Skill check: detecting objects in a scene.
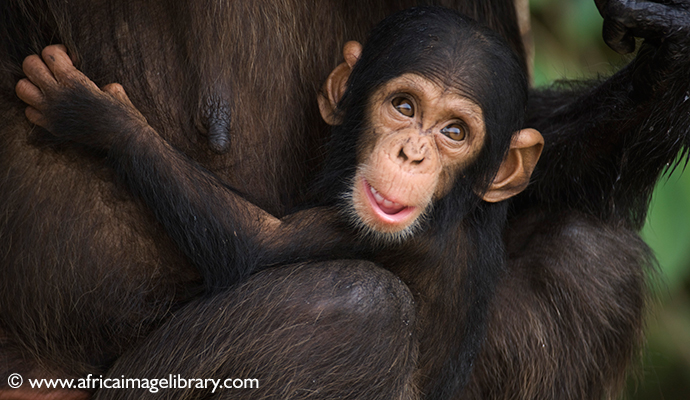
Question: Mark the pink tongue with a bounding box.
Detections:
[378,200,405,215]
[372,197,415,224]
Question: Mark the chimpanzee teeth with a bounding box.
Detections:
[370,185,383,203]
[369,184,401,207]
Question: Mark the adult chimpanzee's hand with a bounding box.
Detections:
[16,44,148,151]
[594,0,690,54]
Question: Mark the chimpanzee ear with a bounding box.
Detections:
[481,128,544,203]
[318,41,362,125]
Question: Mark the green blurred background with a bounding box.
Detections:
[529,0,690,398]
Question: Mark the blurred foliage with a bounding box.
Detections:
[529,1,690,399]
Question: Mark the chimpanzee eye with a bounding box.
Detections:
[441,123,466,141]
[392,97,414,117]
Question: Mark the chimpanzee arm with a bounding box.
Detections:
[16,45,354,292]
[105,121,354,291]
[523,0,690,229]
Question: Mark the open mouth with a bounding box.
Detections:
[362,178,416,224]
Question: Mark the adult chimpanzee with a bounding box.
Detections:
[2,0,690,399]
[15,7,543,399]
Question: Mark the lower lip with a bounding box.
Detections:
[362,179,416,224]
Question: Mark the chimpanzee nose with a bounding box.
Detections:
[398,137,426,163]
[395,136,433,172]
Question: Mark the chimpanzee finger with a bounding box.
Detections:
[602,19,636,54]
[25,106,48,128]
[41,45,79,84]
[607,0,690,40]
[102,83,150,127]
[103,83,134,106]
[15,78,46,109]
[22,54,58,93]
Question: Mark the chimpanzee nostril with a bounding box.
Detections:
[398,148,408,161]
